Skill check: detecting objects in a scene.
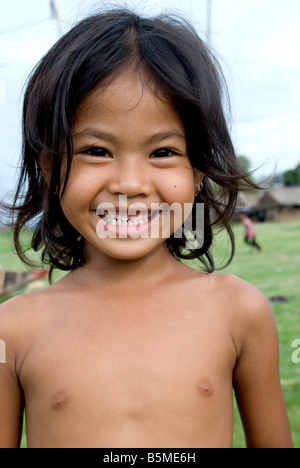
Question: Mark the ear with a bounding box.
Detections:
[193,168,205,185]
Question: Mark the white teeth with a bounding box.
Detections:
[101,213,151,226]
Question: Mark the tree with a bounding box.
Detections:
[283,162,300,186]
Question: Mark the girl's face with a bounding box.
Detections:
[61,69,202,264]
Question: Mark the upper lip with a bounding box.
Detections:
[95,205,158,218]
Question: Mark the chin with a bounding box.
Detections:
[105,239,163,261]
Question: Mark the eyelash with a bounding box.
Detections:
[81,147,179,158]
[82,147,111,157]
[150,148,179,158]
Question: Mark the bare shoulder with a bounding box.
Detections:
[0,294,32,333]
[0,293,41,347]
[179,265,272,318]
[207,273,273,317]
[0,279,69,373]
[210,273,277,354]
[189,272,276,355]
[0,294,36,374]
[0,278,63,345]
[0,270,72,317]
[0,287,50,321]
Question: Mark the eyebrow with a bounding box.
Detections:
[146,131,186,144]
[72,129,116,143]
[72,128,186,144]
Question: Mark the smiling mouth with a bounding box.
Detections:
[93,208,162,238]
[96,210,159,227]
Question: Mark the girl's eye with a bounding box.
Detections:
[150,148,178,158]
[82,147,112,158]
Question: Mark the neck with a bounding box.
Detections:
[72,243,179,291]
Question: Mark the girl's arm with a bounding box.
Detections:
[0,302,24,448]
[233,286,293,448]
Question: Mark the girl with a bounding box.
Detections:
[0,9,292,448]
[240,212,263,251]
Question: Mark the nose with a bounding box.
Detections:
[107,156,152,198]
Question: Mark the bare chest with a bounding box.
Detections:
[20,294,236,447]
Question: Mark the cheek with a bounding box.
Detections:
[61,164,96,204]
[60,172,91,224]
[61,179,80,214]
[163,171,195,205]
[159,171,195,235]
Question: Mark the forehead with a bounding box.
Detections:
[73,69,185,133]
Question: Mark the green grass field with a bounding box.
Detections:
[1,219,300,448]
[213,219,300,448]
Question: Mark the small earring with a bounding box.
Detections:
[195,182,204,196]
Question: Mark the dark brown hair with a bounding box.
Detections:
[8,8,258,278]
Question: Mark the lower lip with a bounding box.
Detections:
[94,211,161,238]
